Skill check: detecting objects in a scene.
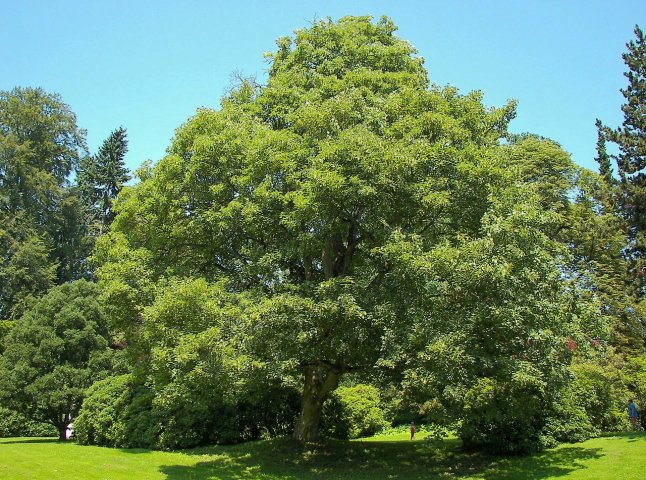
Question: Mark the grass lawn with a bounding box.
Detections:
[1,431,645,479]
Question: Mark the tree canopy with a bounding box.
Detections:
[0,87,86,222]
[599,26,646,287]
[0,16,641,455]
[0,280,114,440]
[94,16,598,449]
[0,87,88,319]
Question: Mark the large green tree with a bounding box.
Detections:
[0,87,88,317]
[96,16,586,447]
[0,87,86,223]
[0,280,114,441]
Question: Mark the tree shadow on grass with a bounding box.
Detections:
[0,438,59,444]
[600,431,646,443]
[158,437,605,480]
[475,446,604,480]
[117,447,157,454]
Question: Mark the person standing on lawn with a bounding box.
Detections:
[410,422,416,440]
[628,399,640,431]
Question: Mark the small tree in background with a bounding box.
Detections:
[0,280,114,440]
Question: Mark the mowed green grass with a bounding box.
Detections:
[1,432,645,480]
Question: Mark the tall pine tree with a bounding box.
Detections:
[600,26,646,289]
[597,25,646,353]
[78,127,130,234]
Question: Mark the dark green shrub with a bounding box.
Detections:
[459,353,637,453]
[153,381,300,449]
[120,385,158,447]
[460,376,549,454]
[0,406,56,437]
[76,373,300,449]
[237,384,301,440]
[624,355,646,430]
[541,388,595,445]
[545,356,632,444]
[75,374,157,448]
[539,359,628,446]
[75,374,158,448]
[74,374,129,446]
[322,384,389,439]
[321,393,351,439]
[569,361,627,434]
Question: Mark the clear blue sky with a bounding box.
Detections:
[2,1,644,173]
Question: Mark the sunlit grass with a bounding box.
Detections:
[1,431,645,479]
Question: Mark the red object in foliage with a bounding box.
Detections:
[565,337,577,352]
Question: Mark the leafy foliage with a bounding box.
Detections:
[624,354,646,429]
[93,16,594,451]
[0,87,86,219]
[75,374,158,448]
[569,358,628,433]
[76,370,301,449]
[322,384,389,439]
[0,280,114,440]
[0,211,56,320]
[0,406,56,438]
[0,87,90,318]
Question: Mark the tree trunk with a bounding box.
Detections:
[292,364,340,442]
[57,423,68,442]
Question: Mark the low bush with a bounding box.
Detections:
[569,361,627,433]
[74,374,157,448]
[0,407,56,437]
[76,373,300,449]
[322,384,390,439]
[460,374,553,454]
[624,355,646,430]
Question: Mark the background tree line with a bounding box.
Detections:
[0,17,644,453]
[0,87,129,439]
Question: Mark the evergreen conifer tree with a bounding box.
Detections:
[78,127,130,234]
[599,26,646,294]
[595,119,615,189]
[596,25,646,353]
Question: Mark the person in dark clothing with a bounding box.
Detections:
[628,399,640,431]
